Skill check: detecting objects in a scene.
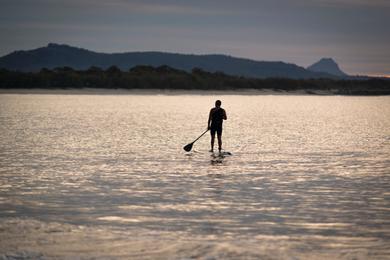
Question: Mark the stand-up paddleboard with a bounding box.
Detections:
[210,151,232,157]
[210,151,232,164]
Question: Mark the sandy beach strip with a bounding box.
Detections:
[0,88,332,95]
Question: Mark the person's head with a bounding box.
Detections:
[215,100,222,107]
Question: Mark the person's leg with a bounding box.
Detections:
[210,129,216,152]
[217,134,222,152]
[217,128,222,152]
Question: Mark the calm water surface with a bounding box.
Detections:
[0,93,389,259]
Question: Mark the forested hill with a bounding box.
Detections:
[0,43,336,79]
[0,65,389,95]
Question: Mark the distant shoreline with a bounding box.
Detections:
[0,88,340,96]
[1,66,389,95]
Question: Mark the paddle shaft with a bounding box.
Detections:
[192,129,209,144]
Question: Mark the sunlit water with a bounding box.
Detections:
[0,92,389,259]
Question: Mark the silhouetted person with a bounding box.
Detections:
[208,100,227,153]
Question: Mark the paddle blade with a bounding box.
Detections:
[183,142,193,152]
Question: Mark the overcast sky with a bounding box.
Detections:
[0,0,389,75]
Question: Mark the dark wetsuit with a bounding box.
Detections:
[210,108,225,136]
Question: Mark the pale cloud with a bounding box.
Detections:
[299,0,390,8]
[101,1,235,15]
[12,0,236,16]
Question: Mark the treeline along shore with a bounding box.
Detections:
[0,65,389,95]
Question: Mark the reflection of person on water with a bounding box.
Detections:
[208,100,227,153]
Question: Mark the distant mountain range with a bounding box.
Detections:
[0,43,348,79]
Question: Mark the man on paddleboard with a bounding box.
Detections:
[208,100,227,153]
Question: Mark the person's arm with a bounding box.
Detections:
[208,109,213,129]
[223,109,227,120]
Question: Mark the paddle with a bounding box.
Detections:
[183,129,209,152]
